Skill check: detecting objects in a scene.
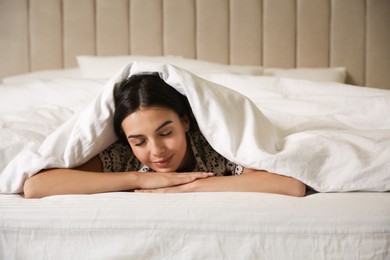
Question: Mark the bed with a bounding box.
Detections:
[1,0,390,259]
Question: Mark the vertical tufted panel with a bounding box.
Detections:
[1,0,390,89]
[297,0,330,68]
[230,0,262,65]
[63,0,96,67]
[366,0,390,89]
[330,0,365,86]
[29,0,63,70]
[263,0,296,68]
[196,0,229,64]
[96,0,129,56]
[163,0,196,58]
[0,0,29,76]
[130,0,163,55]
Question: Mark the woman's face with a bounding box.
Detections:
[121,106,190,172]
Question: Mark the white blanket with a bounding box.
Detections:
[1,62,390,193]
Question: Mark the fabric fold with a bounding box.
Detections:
[1,61,390,193]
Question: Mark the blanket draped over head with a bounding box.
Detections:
[1,61,390,193]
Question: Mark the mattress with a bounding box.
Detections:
[1,192,389,259]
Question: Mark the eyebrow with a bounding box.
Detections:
[127,120,173,139]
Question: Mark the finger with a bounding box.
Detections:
[170,173,211,186]
[177,172,213,178]
[171,175,197,185]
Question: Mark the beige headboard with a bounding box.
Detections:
[1,0,389,89]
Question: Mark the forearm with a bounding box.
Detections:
[191,171,306,197]
[23,168,212,198]
[23,169,139,198]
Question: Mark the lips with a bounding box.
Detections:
[153,154,173,167]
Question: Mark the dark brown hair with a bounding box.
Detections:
[113,73,197,143]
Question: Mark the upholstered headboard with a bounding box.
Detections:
[0,0,389,89]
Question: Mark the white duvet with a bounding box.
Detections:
[1,61,390,193]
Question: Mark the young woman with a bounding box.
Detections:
[23,73,306,198]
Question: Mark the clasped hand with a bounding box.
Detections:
[134,171,212,193]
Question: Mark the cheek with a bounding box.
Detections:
[168,133,188,153]
[128,144,149,163]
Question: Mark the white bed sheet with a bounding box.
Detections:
[0,77,105,114]
[1,192,389,259]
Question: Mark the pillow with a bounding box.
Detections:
[2,68,82,84]
[166,59,263,76]
[77,55,184,79]
[263,67,347,83]
[77,55,263,79]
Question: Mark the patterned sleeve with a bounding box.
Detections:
[189,130,244,176]
[225,159,244,175]
[98,141,140,172]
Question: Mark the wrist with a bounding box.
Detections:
[188,177,210,192]
[122,172,141,190]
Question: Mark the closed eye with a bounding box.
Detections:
[160,131,172,137]
[133,139,145,146]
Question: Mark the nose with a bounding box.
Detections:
[150,139,166,156]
